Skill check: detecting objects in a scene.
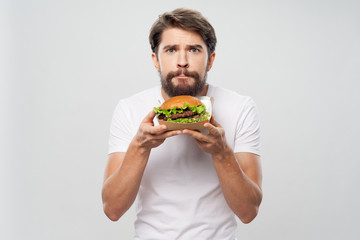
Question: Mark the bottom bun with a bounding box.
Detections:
[158,119,209,130]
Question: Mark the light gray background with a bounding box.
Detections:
[1,0,360,239]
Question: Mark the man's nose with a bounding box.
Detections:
[177,52,189,68]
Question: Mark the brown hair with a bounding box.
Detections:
[149,8,217,57]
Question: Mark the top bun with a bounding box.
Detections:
[161,95,202,109]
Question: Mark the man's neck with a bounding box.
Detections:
[161,84,209,101]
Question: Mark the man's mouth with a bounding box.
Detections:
[176,73,190,79]
[166,69,200,84]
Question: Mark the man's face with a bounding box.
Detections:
[152,28,215,97]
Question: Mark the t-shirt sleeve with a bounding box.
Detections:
[108,100,133,154]
[233,97,261,155]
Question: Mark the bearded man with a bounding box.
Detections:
[102,8,263,240]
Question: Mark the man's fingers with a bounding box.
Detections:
[183,129,209,142]
[147,130,182,142]
[204,122,220,136]
[162,130,182,138]
[142,110,156,123]
[203,115,223,136]
[210,115,222,127]
[145,124,167,135]
[141,110,169,134]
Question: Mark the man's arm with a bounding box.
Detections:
[182,116,262,223]
[102,111,181,221]
[212,150,262,223]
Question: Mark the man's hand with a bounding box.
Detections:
[134,110,181,150]
[182,115,230,157]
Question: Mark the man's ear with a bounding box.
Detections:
[152,52,160,72]
[206,52,216,72]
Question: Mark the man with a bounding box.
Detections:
[102,8,262,239]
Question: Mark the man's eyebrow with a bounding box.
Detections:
[162,44,204,50]
[189,44,204,49]
[163,44,177,50]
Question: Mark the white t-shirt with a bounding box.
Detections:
[108,84,261,240]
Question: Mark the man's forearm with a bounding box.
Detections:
[102,140,150,221]
[212,147,263,223]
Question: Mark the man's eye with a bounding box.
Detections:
[190,48,199,53]
[167,49,175,53]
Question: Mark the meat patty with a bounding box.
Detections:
[158,110,196,121]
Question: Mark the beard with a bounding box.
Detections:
[160,68,207,97]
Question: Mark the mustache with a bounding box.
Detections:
[166,69,199,81]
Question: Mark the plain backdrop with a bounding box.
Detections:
[1,0,360,239]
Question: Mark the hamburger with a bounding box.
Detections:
[154,95,210,127]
